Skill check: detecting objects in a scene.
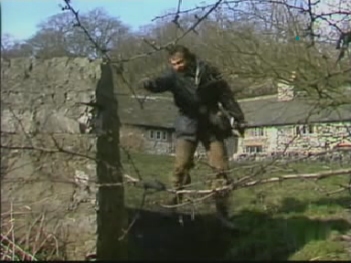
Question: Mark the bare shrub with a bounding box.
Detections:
[120,125,145,152]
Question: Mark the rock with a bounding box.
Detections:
[1,57,112,260]
[35,110,82,134]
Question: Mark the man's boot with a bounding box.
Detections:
[162,174,191,216]
[212,177,237,229]
[214,192,238,229]
[214,190,230,217]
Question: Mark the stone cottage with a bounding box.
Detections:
[118,82,351,159]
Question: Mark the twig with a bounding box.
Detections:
[1,234,38,261]
[61,0,222,110]
[118,190,146,241]
[32,214,45,256]
[61,0,144,109]
[25,214,44,256]
[10,202,15,260]
[170,168,351,195]
[117,0,223,61]
[161,192,215,209]
[173,0,223,45]
[325,184,351,196]
[120,146,143,181]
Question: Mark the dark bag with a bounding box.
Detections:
[208,111,233,137]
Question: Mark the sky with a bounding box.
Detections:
[1,0,347,42]
[2,0,209,41]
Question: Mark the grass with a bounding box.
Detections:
[121,152,351,261]
[0,209,65,261]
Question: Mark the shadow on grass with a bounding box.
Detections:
[226,210,350,260]
[127,208,233,260]
[277,196,350,214]
[127,202,350,260]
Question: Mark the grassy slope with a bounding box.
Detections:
[121,152,351,261]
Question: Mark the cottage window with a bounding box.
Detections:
[149,129,168,141]
[162,131,168,140]
[249,127,265,137]
[245,146,263,153]
[296,125,314,135]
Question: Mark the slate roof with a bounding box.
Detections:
[117,94,351,129]
[118,95,176,128]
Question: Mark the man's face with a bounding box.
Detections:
[169,52,187,72]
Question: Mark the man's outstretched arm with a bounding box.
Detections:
[141,70,175,93]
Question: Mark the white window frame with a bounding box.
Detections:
[149,129,168,141]
[296,125,315,135]
[248,127,265,137]
[245,145,263,153]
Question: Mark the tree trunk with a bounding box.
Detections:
[95,62,128,260]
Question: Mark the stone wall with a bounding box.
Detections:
[143,128,174,155]
[235,122,351,159]
[275,123,351,152]
[1,57,121,260]
[120,125,175,155]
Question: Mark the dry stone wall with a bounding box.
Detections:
[1,57,119,260]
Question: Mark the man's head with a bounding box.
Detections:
[168,45,195,72]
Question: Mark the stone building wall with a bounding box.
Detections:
[236,122,351,157]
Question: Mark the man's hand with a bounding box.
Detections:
[138,77,154,91]
[236,121,247,137]
[230,118,247,137]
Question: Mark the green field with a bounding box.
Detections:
[121,152,351,261]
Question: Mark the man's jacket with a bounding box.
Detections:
[144,59,245,141]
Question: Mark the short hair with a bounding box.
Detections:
[168,44,194,60]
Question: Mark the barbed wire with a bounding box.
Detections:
[1,128,350,246]
[60,0,223,110]
[1,1,350,253]
[1,138,350,197]
[57,0,228,232]
[64,0,350,234]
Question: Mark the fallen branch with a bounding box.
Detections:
[160,193,215,209]
[170,168,351,195]
[242,168,351,187]
[325,184,351,196]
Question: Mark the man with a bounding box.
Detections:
[140,45,246,221]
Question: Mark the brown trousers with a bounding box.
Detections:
[171,138,231,211]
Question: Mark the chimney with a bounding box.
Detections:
[277,71,296,102]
